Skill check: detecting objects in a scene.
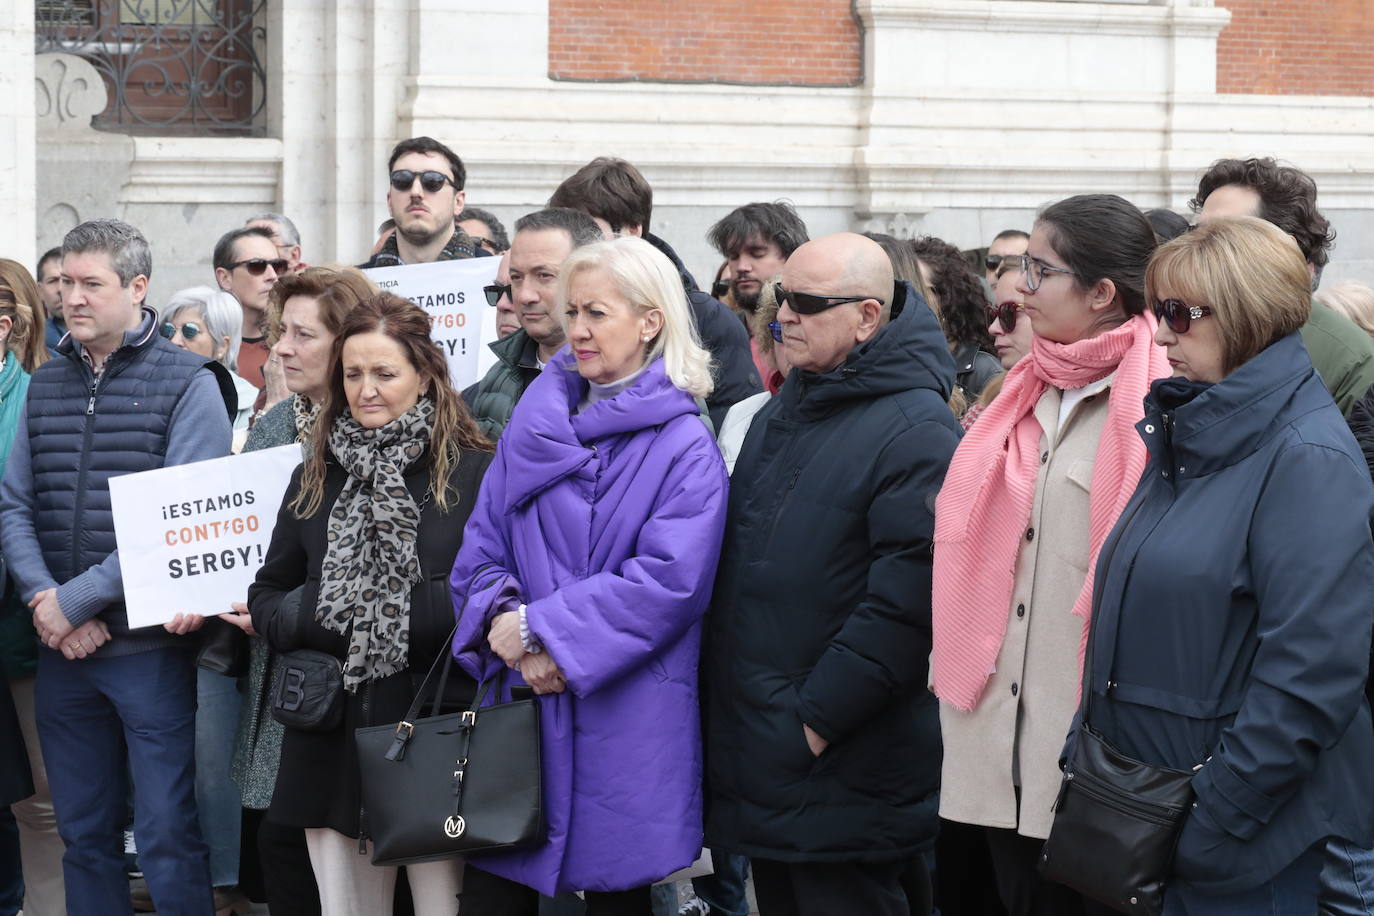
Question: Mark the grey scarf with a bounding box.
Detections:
[315,398,433,691]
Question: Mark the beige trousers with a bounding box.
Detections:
[304,827,463,916]
[9,675,66,916]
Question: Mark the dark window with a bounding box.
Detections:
[36,0,267,136]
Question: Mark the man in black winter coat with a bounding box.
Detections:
[548,157,760,429]
[704,233,961,916]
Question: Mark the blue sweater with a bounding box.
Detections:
[0,311,231,657]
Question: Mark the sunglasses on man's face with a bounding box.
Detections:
[1152,298,1214,334]
[773,282,882,316]
[768,321,783,343]
[390,169,457,194]
[483,283,512,307]
[228,258,288,276]
[986,301,1026,335]
[160,321,204,341]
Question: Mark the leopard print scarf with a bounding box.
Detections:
[315,397,433,691]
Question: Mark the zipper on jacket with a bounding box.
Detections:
[762,466,803,556]
[70,371,103,579]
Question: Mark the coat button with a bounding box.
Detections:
[1144,424,1155,434]
[1011,682,1019,697]
[1016,603,1025,618]
[1025,527,1035,542]
[1040,451,1048,464]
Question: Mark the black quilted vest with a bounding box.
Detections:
[25,310,210,633]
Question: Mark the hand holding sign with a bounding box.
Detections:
[112,445,302,629]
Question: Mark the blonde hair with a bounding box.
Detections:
[557,237,714,399]
[0,259,50,373]
[1146,216,1310,374]
[1316,281,1374,340]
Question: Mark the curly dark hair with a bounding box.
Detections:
[909,236,992,351]
[1189,157,1333,270]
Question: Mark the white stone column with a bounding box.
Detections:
[0,4,36,267]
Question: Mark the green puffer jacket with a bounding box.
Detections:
[1301,301,1374,417]
[470,329,541,440]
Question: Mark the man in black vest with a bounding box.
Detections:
[0,220,231,915]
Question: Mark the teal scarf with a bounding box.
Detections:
[0,353,31,473]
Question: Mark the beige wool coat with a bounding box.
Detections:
[938,382,1112,839]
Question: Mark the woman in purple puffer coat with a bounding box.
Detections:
[450,236,729,915]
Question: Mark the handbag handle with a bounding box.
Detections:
[383,624,506,762]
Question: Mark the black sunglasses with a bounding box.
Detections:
[390,169,458,194]
[160,321,204,341]
[711,279,731,300]
[1152,298,1214,333]
[773,282,883,316]
[483,283,512,307]
[228,258,287,276]
[985,300,1026,335]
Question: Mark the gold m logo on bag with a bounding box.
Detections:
[444,815,466,838]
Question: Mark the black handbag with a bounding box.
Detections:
[269,648,345,732]
[1039,504,1200,915]
[197,617,250,678]
[354,636,544,866]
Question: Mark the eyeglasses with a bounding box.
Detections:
[1018,254,1076,292]
[768,321,783,343]
[773,282,883,316]
[227,258,287,276]
[1152,298,1214,333]
[986,301,1026,334]
[390,169,458,194]
[160,321,204,341]
[483,283,512,307]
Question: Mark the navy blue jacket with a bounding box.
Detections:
[705,282,961,862]
[1085,332,1374,893]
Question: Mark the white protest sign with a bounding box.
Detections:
[362,258,501,389]
[111,445,302,628]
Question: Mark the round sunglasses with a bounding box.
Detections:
[1152,298,1214,333]
[986,300,1026,334]
[390,169,458,194]
[160,321,204,341]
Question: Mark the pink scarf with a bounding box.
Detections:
[931,313,1168,712]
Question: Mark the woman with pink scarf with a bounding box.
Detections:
[931,195,1169,916]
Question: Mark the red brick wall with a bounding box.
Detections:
[1217,0,1374,96]
[547,0,862,86]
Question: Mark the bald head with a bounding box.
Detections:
[785,233,895,322]
[778,233,895,374]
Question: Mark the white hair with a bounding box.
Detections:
[557,237,714,399]
[160,286,244,372]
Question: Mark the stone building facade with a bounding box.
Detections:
[2,0,1372,300]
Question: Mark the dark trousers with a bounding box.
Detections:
[240,807,321,915]
[984,827,1115,916]
[0,808,21,916]
[751,857,909,916]
[461,864,652,915]
[934,819,1006,916]
[693,851,751,916]
[36,646,213,916]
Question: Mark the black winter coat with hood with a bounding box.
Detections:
[704,281,962,863]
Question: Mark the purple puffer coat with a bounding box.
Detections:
[450,352,729,895]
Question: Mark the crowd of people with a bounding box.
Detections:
[2,137,1374,916]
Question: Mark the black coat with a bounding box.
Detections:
[1085,333,1374,894]
[645,233,761,429]
[0,673,32,807]
[704,282,962,863]
[249,446,492,836]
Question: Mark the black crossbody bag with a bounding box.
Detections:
[1038,501,1199,915]
[354,629,544,866]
